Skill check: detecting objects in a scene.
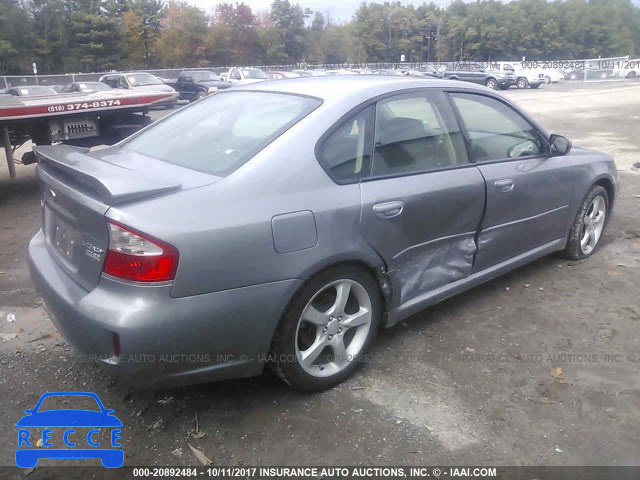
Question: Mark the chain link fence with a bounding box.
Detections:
[2,58,638,90]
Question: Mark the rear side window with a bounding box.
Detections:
[122,92,320,176]
[316,106,373,183]
[371,92,468,177]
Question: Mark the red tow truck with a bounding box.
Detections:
[0,89,179,179]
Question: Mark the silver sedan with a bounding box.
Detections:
[29,76,617,391]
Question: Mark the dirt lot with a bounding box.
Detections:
[1,81,639,471]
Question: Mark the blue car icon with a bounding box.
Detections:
[16,391,123,468]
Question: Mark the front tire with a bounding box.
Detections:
[517,77,529,89]
[269,265,382,392]
[563,186,609,260]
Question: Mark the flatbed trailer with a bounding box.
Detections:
[0,89,178,180]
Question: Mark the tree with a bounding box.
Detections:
[130,0,164,67]
[69,0,120,72]
[270,0,310,62]
[155,2,209,68]
[120,9,146,69]
[0,0,36,74]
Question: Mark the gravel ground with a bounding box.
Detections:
[0,81,639,471]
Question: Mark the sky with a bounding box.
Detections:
[187,0,454,23]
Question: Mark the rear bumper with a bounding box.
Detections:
[28,229,302,388]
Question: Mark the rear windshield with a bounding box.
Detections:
[122,91,321,176]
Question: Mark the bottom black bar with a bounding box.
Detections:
[1,466,639,480]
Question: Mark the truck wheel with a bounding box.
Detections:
[517,77,528,89]
[545,76,552,84]
[485,78,498,90]
[196,91,206,101]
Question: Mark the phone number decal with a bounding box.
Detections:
[47,99,122,113]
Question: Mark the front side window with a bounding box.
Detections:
[122,92,320,177]
[451,93,544,162]
[371,92,468,177]
[317,106,373,182]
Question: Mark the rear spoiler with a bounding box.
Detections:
[33,145,182,204]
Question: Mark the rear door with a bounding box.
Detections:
[357,91,486,307]
[449,92,574,271]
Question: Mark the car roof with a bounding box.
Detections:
[237,75,488,107]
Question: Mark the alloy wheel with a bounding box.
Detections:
[295,279,373,378]
[580,195,606,255]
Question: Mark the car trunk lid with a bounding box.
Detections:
[34,145,216,291]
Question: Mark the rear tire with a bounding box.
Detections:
[545,76,551,84]
[485,78,498,90]
[269,265,382,392]
[563,186,609,260]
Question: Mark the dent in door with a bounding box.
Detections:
[390,233,478,305]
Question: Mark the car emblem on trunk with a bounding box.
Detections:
[82,241,104,261]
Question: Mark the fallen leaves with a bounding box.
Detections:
[550,366,564,380]
[191,412,207,439]
[188,444,212,466]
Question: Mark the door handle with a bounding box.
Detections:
[494,179,514,193]
[373,201,404,219]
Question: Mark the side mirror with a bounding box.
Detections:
[549,134,572,156]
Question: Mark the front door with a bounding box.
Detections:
[358,91,486,307]
[449,92,575,271]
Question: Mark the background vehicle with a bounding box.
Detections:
[28,77,616,392]
[57,81,113,93]
[0,88,176,178]
[442,63,515,89]
[4,86,59,97]
[495,62,544,89]
[613,60,639,78]
[266,70,301,79]
[541,69,564,83]
[225,67,268,85]
[163,71,231,102]
[99,72,177,107]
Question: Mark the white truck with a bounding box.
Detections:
[495,62,545,89]
[225,67,269,86]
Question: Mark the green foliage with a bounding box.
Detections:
[1,0,639,74]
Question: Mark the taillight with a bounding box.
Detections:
[103,220,179,282]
